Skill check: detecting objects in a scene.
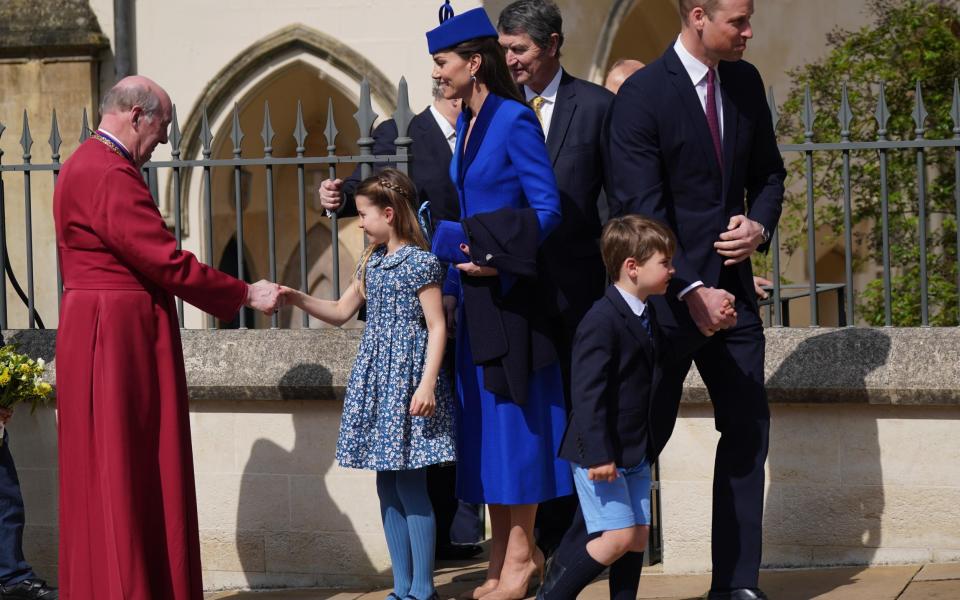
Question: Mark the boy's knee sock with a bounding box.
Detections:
[537,540,606,600]
[394,468,436,599]
[377,471,413,598]
[608,551,644,600]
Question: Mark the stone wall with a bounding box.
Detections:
[3,327,959,590]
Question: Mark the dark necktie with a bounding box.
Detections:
[706,68,723,167]
[639,309,654,348]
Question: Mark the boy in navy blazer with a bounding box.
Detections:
[538,215,675,600]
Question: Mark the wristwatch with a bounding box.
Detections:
[760,225,771,244]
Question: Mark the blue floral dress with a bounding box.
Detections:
[336,244,457,471]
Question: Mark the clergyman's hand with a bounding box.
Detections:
[246,280,283,315]
[714,215,765,266]
[684,286,737,336]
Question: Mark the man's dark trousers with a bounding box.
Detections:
[0,430,35,587]
[651,268,769,590]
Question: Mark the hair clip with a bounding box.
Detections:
[439,0,454,24]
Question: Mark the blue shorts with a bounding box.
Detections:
[572,461,652,534]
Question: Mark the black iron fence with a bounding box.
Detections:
[1,77,959,329]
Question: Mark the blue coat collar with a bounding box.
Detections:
[454,93,507,188]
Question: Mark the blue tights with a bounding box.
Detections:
[376,468,436,600]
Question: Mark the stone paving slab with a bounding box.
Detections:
[898,580,960,600]
[204,562,940,600]
[914,562,960,582]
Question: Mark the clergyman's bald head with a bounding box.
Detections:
[604,59,646,94]
[100,75,170,121]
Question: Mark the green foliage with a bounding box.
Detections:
[774,0,960,325]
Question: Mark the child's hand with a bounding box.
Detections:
[278,285,302,307]
[588,462,619,482]
[409,384,436,417]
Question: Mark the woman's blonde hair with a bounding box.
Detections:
[355,168,429,298]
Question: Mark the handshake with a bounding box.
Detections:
[244,280,286,315]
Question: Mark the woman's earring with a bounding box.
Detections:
[470,74,477,83]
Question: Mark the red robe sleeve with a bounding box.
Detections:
[93,163,248,322]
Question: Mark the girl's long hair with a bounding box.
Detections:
[446,36,524,104]
[355,168,429,298]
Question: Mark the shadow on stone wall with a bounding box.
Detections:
[762,328,891,595]
[236,362,382,589]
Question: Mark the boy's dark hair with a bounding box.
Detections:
[601,215,676,279]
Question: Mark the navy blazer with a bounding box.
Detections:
[606,47,786,307]
[528,71,614,325]
[337,106,460,222]
[559,285,668,468]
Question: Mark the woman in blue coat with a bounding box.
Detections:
[427,6,573,599]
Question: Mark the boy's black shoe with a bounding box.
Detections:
[0,579,58,599]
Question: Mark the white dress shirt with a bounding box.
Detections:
[429,104,457,153]
[672,35,726,299]
[523,66,563,140]
[614,284,648,318]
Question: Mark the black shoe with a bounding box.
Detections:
[0,579,58,600]
[436,543,483,560]
[707,589,768,600]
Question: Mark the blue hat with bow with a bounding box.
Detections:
[426,1,498,54]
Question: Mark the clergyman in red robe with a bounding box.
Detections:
[53,75,281,599]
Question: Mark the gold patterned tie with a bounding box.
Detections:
[530,95,546,129]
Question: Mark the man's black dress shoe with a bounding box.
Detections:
[707,588,768,600]
[0,579,58,600]
[436,543,483,560]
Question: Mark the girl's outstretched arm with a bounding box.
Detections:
[280,280,364,327]
[410,283,446,417]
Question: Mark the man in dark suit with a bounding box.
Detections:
[607,1,786,599]
[497,0,614,558]
[0,409,58,598]
[318,90,484,562]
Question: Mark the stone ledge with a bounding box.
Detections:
[3,327,958,405]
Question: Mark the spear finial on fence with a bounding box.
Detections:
[393,77,415,139]
[912,80,928,139]
[324,98,339,154]
[170,105,182,158]
[875,81,890,140]
[354,77,379,138]
[21,110,33,162]
[230,103,243,157]
[802,84,815,142]
[839,82,853,141]
[294,100,308,154]
[0,119,5,161]
[200,105,213,157]
[80,108,90,143]
[261,100,275,156]
[49,109,62,162]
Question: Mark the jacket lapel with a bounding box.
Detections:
[664,47,723,179]
[546,72,576,166]
[718,61,740,201]
[458,93,503,186]
[604,286,654,361]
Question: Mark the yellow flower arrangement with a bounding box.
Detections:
[0,345,54,446]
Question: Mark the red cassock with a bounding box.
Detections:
[53,138,247,599]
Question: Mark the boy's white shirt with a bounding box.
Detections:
[614,284,648,318]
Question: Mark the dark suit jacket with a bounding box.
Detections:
[607,47,786,316]
[527,71,614,326]
[461,207,561,405]
[558,286,667,468]
[337,106,460,222]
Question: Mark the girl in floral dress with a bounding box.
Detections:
[282,169,456,600]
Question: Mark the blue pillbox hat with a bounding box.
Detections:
[426,5,498,54]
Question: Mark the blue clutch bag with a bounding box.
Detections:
[431,220,470,264]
